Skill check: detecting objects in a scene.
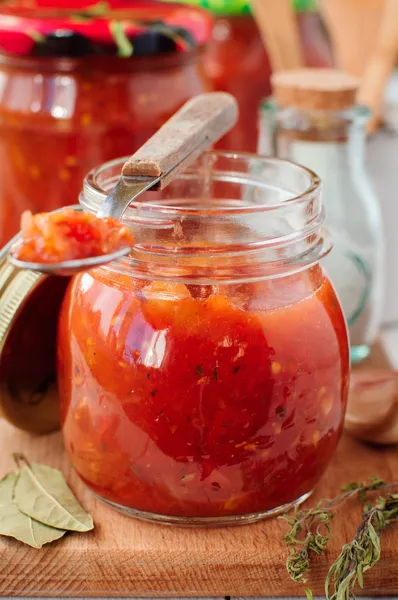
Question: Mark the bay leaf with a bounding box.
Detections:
[14,463,94,532]
[0,472,66,548]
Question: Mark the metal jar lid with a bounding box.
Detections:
[0,236,69,434]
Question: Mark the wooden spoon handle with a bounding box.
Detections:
[122,93,238,188]
[320,0,385,78]
[251,0,304,72]
[357,0,398,131]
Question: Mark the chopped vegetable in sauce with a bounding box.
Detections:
[12,209,133,263]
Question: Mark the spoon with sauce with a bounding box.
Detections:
[7,92,238,277]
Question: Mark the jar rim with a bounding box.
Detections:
[83,150,321,216]
[80,151,329,284]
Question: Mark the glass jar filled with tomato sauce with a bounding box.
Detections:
[58,153,349,525]
[0,0,212,249]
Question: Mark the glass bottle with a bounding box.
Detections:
[259,69,385,363]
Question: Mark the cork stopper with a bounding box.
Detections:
[271,68,360,111]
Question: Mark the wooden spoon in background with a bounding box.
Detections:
[251,0,304,72]
[321,0,398,131]
[345,369,398,445]
[319,0,386,78]
[357,0,398,131]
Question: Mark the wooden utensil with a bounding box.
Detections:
[251,0,304,72]
[320,0,386,78]
[357,0,398,131]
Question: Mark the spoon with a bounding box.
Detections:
[7,92,238,277]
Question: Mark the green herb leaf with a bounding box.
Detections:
[83,1,110,16]
[341,482,362,492]
[0,473,65,549]
[25,29,46,43]
[14,456,94,532]
[325,506,387,600]
[304,588,314,600]
[282,479,398,600]
[109,21,134,57]
[145,23,193,52]
[73,1,110,21]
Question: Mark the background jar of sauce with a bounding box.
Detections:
[0,0,212,249]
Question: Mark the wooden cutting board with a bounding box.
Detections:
[0,342,397,598]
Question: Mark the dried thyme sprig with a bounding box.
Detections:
[325,492,398,600]
[281,477,387,585]
[281,501,334,583]
[281,477,398,599]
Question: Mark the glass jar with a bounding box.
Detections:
[202,11,272,152]
[57,152,350,526]
[259,69,385,363]
[0,1,212,248]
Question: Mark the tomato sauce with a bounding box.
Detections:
[58,265,349,519]
[13,209,133,263]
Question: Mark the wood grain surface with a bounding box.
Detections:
[121,93,238,187]
[0,343,396,598]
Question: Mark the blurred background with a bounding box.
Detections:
[161,0,398,329]
[0,0,397,344]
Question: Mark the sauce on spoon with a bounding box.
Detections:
[11,208,133,265]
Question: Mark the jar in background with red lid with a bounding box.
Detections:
[0,0,212,249]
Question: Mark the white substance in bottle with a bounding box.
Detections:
[290,138,384,351]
